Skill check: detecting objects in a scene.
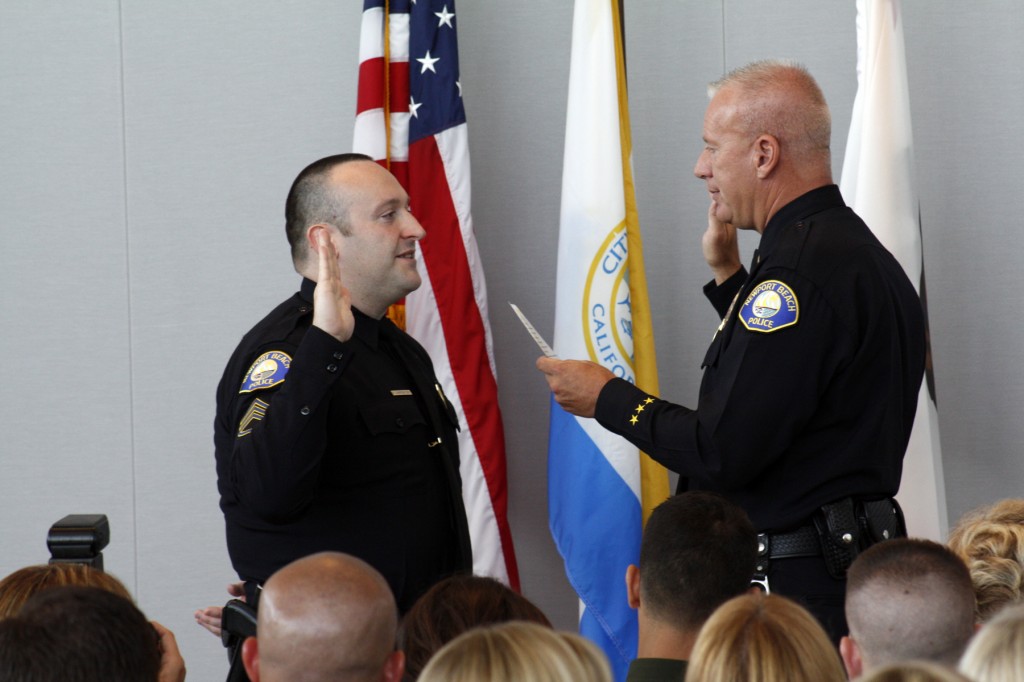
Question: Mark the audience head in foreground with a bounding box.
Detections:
[242,551,403,682]
[841,538,976,678]
[683,592,845,682]
[0,585,165,682]
[958,602,1024,682]
[417,621,611,682]
[399,574,550,681]
[947,497,1024,623]
[0,562,132,619]
[858,661,973,682]
[627,490,756,675]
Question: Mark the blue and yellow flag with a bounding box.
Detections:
[548,1,669,679]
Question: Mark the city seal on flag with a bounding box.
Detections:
[583,224,636,382]
[739,280,799,333]
[239,350,292,393]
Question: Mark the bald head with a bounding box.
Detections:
[245,552,401,682]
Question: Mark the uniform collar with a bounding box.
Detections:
[759,184,845,256]
[299,277,383,349]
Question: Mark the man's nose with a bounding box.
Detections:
[694,150,710,179]
[405,212,426,240]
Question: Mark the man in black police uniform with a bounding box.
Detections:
[215,153,471,612]
[537,60,926,643]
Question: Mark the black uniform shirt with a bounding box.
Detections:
[595,185,926,531]
[214,278,471,611]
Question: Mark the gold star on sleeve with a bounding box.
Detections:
[628,394,656,426]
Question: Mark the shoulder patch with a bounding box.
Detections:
[738,280,799,333]
[239,351,292,393]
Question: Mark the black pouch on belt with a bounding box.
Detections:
[812,497,861,579]
[858,498,907,545]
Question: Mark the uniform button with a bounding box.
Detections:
[396,417,405,428]
[298,306,310,313]
[796,221,805,230]
[300,406,311,416]
[333,351,344,360]
[326,363,338,373]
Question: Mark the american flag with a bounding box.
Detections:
[353,0,519,588]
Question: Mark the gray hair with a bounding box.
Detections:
[708,59,831,163]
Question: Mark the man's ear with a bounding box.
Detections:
[625,564,641,610]
[306,223,330,254]
[839,635,863,680]
[753,134,780,178]
[241,636,260,682]
[382,650,405,682]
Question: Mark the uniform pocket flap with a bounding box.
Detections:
[359,400,427,436]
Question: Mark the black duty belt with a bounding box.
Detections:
[757,525,820,560]
[753,525,821,593]
[751,497,907,589]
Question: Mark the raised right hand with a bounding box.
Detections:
[312,226,355,342]
[701,202,742,285]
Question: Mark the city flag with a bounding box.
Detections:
[841,0,947,540]
[353,0,520,586]
[548,0,669,679]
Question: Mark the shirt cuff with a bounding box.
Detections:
[704,267,748,318]
[595,377,652,433]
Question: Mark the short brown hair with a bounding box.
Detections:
[399,575,550,680]
[284,153,374,265]
[845,539,975,666]
[0,563,132,620]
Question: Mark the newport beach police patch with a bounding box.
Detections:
[739,280,799,333]
[239,351,292,393]
[583,224,636,382]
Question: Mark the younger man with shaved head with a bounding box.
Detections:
[840,538,976,678]
[215,154,471,612]
[242,551,404,682]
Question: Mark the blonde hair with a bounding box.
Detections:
[0,563,132,619]
[948,498,1024,622]
[684,593,846,682]
[859,660,972,682]
[417,621,611,682]
[958,602,1024,682]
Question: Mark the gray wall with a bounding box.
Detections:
[1,1,1021,677]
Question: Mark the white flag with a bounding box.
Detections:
[841,0,947,540]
